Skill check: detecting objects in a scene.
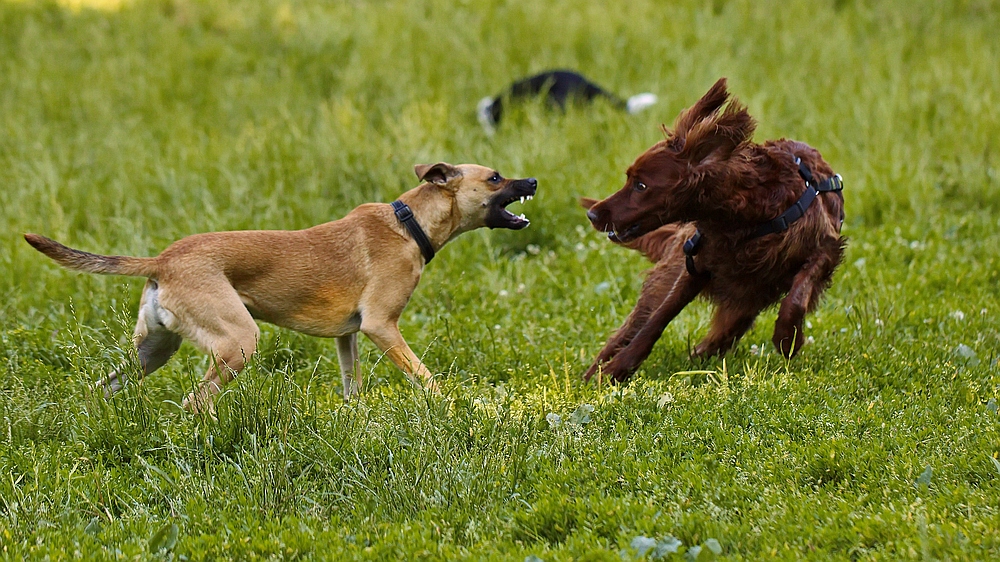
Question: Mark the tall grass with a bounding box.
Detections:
[1,0,999,559]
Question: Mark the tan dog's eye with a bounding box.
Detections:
[635,181,647,192]
[489,173,501,183]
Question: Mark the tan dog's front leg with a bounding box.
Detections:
[336,333,361,399]
[362,319,438,392]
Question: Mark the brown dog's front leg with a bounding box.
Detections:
[772,252,837,358]
[362,319,438,392]
[585,259,693,380]
[596,265,707,382]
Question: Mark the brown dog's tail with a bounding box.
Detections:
[24,233,158,277]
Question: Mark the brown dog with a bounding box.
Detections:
[25,163,537,410]
[583,78,845,382]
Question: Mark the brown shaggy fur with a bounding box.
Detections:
[583,78,845,382]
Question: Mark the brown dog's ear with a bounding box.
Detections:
[579,197,599,210]
[680,94,756,166]
[672,78,730,139]
[414,162,461,186]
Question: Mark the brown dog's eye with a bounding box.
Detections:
[635,181,647,192]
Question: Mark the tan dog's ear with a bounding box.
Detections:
[579,197,599,210]
[414,162,462,186]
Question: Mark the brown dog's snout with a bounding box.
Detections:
[586,202,611,231]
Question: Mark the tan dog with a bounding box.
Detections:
[25,163,537,411]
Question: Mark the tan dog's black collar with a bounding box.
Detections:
[391,201,435,264]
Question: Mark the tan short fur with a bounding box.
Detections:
[25,163,537,412]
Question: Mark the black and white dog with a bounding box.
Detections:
[477,70,657,135]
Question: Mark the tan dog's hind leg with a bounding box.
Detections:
[158,280,260,414]
[95,279,182,397]
[182,323,259,414]
[336,333,361,399]
[362,318,437,392]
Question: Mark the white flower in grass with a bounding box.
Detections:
[951,310,965,321]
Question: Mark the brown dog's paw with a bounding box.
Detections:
[772,325,805,359]
[594,356,636,383]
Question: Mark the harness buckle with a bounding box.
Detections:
[683,237,697,255]
[392,201,414,222]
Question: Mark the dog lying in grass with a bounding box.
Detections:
[582,78,845,382]
[26,163,537,411]
[477,69,657,135]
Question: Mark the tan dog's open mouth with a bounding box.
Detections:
[485,177,537,230]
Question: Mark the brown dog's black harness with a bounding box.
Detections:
[391,200,436,264]
[683,157,843,277]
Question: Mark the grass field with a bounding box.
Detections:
[2,0,1000,559]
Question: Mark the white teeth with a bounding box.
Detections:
[519,196,525,204]
[518,214,526,220]
[527,195,533,201]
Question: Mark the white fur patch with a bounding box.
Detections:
[477,96,497,136]
[627,93,658,114]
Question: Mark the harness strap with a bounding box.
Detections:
[682,230,705,277]
[391,200,435,264]
[753,157,843,238]
[681,155,843,277]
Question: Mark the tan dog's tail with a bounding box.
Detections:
[24,233,158,277]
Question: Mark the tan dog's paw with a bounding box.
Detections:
[182,390,217,418]
[422,377,441,394]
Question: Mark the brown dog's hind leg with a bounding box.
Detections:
[692,305,759,358]
[772,252,838,358]
[594,261,707,382]
[362,317,438,392]
[336,333,361,399]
